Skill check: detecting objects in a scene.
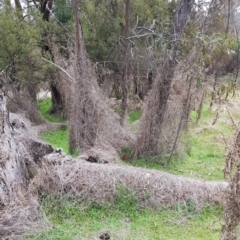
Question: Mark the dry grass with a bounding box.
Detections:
[0,189,49,240]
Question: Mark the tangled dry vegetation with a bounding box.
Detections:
[35,152,227,209]
[0,94,52,239]
[0,89,230,239]
[221,131,240,240]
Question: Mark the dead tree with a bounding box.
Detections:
[0,91,52,238]
[134,0,195,158]
[36,151,228,210]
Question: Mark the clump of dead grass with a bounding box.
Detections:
[0,189,50,240]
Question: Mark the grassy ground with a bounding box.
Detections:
[36,96,231,239]
[131,100,237,181]
[38,98,74,155]
[36,193,222,240]
[38,98,63,123]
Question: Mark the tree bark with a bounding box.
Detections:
[14,0,22,12]
[135,0,194,158]
[7,83,46,125]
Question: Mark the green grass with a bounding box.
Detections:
[38,98,63,123]
[38,98,78,157]
[41,128,78,157]
[34,192,222,240]
[128,110,141,124]
[131,101,235,181]
[41,127,68,152]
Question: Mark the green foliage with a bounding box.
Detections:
[79,0,176,63]
[54,0,73,24]
[114,107,120,114]
[81,1,122,62]
[128,110,141,124]
[121,146,133,161]
[0,10,53,84]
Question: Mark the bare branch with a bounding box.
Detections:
[41,57,75,83]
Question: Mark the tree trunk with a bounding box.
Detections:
[0,93,28,206]
[49,82,64,116]
[120,0,130,125]
[68,0,135,155]
[39,0,66,117]
[0,91,53,238]
[14,0,23,13]
[135,0,194,158]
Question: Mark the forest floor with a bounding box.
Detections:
[34,94,239,240]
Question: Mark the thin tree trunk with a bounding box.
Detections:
[120,0,130,125]
[40,0,66,118]
[69,0,94,153]
[135,0,194,158]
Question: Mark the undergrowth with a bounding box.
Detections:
[128,110,141,124]
[35,189,222,240]
[36,97,227,239]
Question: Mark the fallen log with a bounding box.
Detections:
[35,152,228,209]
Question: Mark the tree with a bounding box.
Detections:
[68,0,134,157]
[0,8,52,124]
[120,0,130,124]
[134,0,194,158]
